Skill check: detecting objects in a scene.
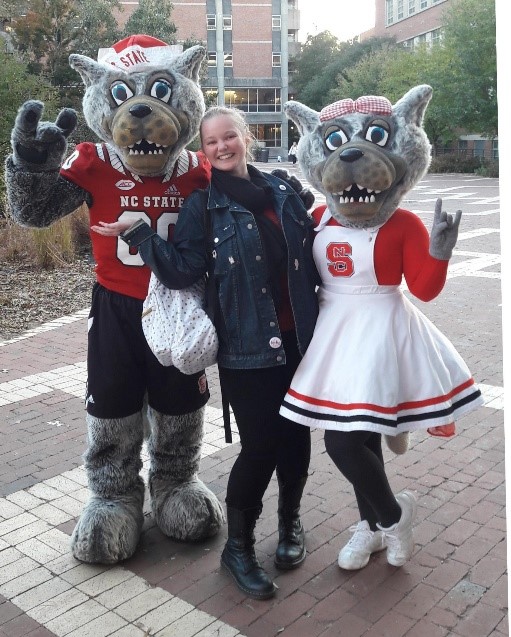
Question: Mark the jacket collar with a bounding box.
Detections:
[206,165,298,212]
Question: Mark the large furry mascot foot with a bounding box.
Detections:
[71,490,145,564]
[71,413,145,564]
[147,406,225,540]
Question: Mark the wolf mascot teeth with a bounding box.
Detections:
[280,86,484,452]
[5,35,225,564]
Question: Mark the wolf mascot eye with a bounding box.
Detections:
[5,34,225,565]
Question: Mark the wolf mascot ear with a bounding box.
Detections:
[5,35,224,565]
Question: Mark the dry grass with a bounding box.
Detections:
[1,204,90,269]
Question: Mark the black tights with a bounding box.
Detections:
[324,430,401,529]
[219,333,310,511]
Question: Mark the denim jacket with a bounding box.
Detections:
[123,169,319,369]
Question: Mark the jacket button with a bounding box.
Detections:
[270,337,282,349]
[276,355,283,362]
[256,255,262,261]
[270,321,276,327]
[279,185,286,190]
[262,287,267,293]
[247,223,253,229]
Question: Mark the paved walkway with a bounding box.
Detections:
[0,168,506,636]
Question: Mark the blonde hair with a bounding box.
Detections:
[200,106,257,159]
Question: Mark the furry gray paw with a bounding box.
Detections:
[12,100,77,169]
[384,432,410,455]
[271,169,315,210]
[151,478,225,541]
[71,492,144,564]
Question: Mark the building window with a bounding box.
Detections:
[397,0,404,19]
[386,0,394,25]
[207,52,217,66]
[408,0,416,15]
[430,28,442,45]
[224,52,233,67]
[207,15,216,29]
[492,139,499,159]
[249,123,282,148]
[272,53,281,67]
[223,15,232,29]
[474,140,485,157]
[272,15,281,29]
[458,139,468,155]
[420,0,428,8]
[221,88,281,114]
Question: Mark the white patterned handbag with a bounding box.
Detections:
[142,272,218,374]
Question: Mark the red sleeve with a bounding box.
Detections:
[312,205,327,225]
[375,209,449,302]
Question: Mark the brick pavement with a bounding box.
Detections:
[0,169,506,636]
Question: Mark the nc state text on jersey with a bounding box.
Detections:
[120,195,185,208]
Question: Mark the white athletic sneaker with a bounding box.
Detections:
[378,490,418,567]
[338,520,386,570]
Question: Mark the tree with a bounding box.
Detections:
[4,0,122,105]
[290,31,342,106]
[440,0,497,139]
[326,0,497,146]
[291,32,397,111]
[328,42,399,104]
[122,0,177,43]
[0,49,58,143]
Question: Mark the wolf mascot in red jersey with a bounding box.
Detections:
[5,35,224,564]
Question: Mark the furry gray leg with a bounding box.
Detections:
[148,406,225,541]
[71,412,145,564]
[385,432,410,455]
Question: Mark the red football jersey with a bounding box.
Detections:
[61,142,211,299]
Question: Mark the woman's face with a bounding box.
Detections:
[201,114,250,178]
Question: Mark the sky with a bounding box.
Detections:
[298,0,376,43]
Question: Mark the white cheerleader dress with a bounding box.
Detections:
[280,207,484,436]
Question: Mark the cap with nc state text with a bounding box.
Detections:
[97,34,183,72]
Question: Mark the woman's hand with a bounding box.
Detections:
[90,220,135,236]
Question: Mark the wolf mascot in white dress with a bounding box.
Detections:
[280,87,483,446]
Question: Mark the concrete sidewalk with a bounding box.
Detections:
[0,170,506,636]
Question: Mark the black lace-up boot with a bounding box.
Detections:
[274,474,307,570]
[221,506,276,599]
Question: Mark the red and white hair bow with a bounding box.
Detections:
[319,96,393,122]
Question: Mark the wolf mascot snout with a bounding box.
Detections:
[5,35,224,564]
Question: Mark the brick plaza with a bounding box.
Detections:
[0,168,506,636]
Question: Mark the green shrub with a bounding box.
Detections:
[429,154,483,174]
[475,160,499,177]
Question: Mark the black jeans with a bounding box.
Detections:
[324,430,401,529]
[219,332,311,510]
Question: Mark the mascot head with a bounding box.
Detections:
[284,85,432,228]
[69,34,206,177]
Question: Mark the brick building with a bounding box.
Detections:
[120,0,302,157]
[361,0,450,48]
[359,0,498,160]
